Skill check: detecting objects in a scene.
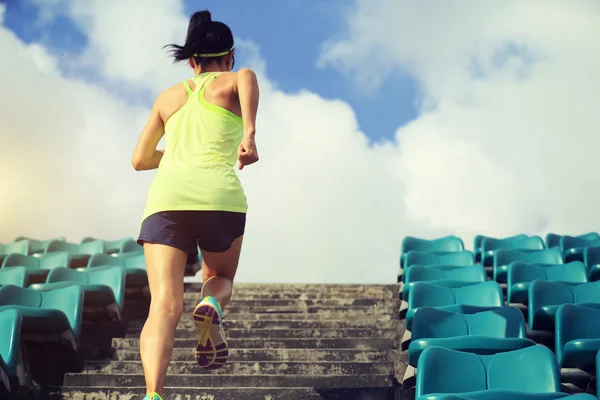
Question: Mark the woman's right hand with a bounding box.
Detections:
[237,134,259,170]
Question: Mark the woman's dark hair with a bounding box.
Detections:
[165,10,234,68]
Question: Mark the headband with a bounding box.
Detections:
[193,45,235,58]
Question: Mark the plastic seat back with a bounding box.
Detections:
[475,234,528,252]
[560,235,600,253]
[416,347,487,397]
[1,253,39,269]
[0,267,28,287]
[409,281,503,311]
[405,265,485,283]
[37,284,84,340]
[483,236,544,253]
[573,281,600,304]
[122,253,146,269]
[509,262,587,286]
[0,284,42,307]
[0,308,22,376]
[0,240,30,256]
[545,233,562,248]
[495,248,563,268]
[409,282,457,310]
[528,281,574,328]
[79,240,105,255]
[86,266,126,311]
[468,306,527,338]
[46,268,90,284]
[486,345,561,392]
[46,240,80,254]
[402,236,465,255]
[38,252,71,270]
[411,307,469,339]
[555,304,600,365]
[87,253,123,268]
[584,246,600,267]
[405,250,474,269]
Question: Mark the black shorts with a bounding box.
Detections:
[137,210,246,261]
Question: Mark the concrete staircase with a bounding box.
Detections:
[56,283,405,399]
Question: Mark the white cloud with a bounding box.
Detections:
[1,0,599,283]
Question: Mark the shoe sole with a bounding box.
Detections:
[193,302,229,370]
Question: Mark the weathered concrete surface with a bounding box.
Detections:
[58,283,405,399]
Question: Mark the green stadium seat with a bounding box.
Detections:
[45,240,104,268]
[30,265,125,318]
[80,237,143,255]
[422,392,595,399]
[492,248,563,283]
[481,236,545,267]
[402,265,485,301]
[406,281,504,330]
[507,262,588,305]
[546,232,599,248]
[415,346,566,399]
[86,253,147,287]
[555,304,600,372]
[408,306,535,367]
[583,246,600,281]
[0,284,84,347]
[1,252,70,284]
[528,280,600,331]
[474,234,528,263]
[560,235,600,263]
[400,236,465,268]
[402,250,474,283]
[0,240,29,264]
[13,236,65,255]
[0,308,22,391]
[0,267,28,288]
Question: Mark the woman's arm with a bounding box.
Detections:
[235,68,259,138]
[132,95,166,171]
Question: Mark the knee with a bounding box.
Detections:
[150,296,183,321]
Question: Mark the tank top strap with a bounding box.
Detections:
[198,72,220,93]
[181,80,194,95]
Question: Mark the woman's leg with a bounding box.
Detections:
[200,235,244,309]
[140,242,187,396]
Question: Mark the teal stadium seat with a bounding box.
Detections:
[481,236,545,267]
[474,234,527,263]
[13,236,65,256]
[546,232,599,248]
[87,253,148,287]
[0,267,28,288]
[0,240,29,264]
[30,265,125,319]
[560,235,600,263]
[506,262,588,305]
[528,280,600,331]
[400,236,465,268]
[415,345,575,400]
[406,281,504,330]
[555,304,600,373]
[402,250,474,283]
[2,252,71,284]
[583,246,600,281]
[402,265,485,301]
[80,236,143,256]
[0,284,84,347]
[0,308,22,391]
[492,248,563,283]
[408,306,535,367]
[45,240,104,268]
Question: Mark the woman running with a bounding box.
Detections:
[131,9,259,400]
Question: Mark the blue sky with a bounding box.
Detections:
[1,0,418,142]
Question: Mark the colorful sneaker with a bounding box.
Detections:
[143,393,163,400]
[193,295,229,369]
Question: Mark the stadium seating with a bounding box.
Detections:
[402,264,485,301]
[559,235,600,263]
[583,246,600,281]
[45,239,105,268]
[30,265,125,319]
[492,248,563,283]
[81,236,143,255]
[474,234,528,262]
[0,240,29,264]
[546,232,600,249]
[0,308,22,393]
[506,262,588,305]
[408,306,535,367]
[555,304,600,372]
[481,236,545,267]
[13,236,65,256]
[415,345,588,399]
[405,281,504,330]
[2,252,71,284]
[86,253,148,287]
[528,280,600,331]
[400,236,465,268]
[0,266,28,288]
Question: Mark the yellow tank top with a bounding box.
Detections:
[141,72,247,222]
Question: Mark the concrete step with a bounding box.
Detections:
[54,386,396,399]
[183,304,397,315]
[127,318,400,331]
[126,328,399,339]
[180,312,396,321]
[63,372,394,389]
[81,360,393,375]
[179,298,397,307]
[113,348,391,362]
[113,337,396,350]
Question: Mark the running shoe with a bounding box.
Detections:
[193,295,229,369]
[143,393,163,400]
